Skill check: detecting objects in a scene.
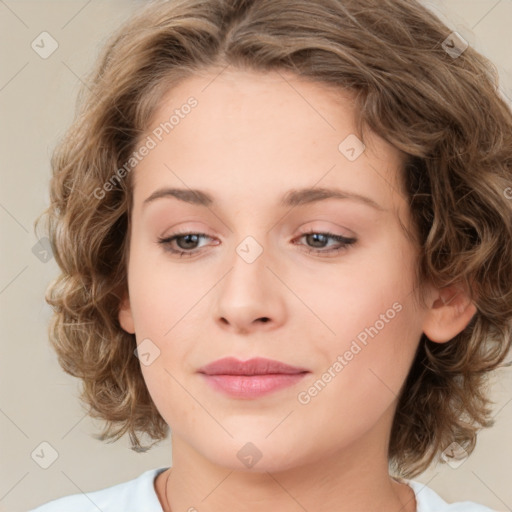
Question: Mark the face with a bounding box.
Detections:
[119,68,433,472]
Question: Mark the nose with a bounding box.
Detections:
[213,239,287,335]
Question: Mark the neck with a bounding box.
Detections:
[156,408,416,512]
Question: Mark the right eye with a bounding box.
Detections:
[157,232,216,257]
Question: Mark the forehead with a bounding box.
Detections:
[131,68,406,213]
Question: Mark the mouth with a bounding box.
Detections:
[197,357,310,399]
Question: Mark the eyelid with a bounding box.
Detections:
[296,222,354,238]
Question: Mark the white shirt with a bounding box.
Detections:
[29,467,497,512]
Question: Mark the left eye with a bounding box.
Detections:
[157,231,357,258]
[296,231,356,255]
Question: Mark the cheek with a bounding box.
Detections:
[295,260,421,420]
[292,302,420,447]
[298,271,417,365]
[127,253,197,335]
[327,285,420,395]
[137,331,197,428]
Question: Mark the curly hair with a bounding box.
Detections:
[34,0,512,478]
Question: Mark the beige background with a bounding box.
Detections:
[1,1,511,511]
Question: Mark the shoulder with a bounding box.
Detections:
[406,479,498,512]
[28,467,169,512]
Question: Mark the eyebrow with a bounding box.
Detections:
[142,186,385,211]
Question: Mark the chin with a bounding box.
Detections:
[198,436,307,473]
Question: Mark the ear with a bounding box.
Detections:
[118,292,135,334]
[422,282,477,343]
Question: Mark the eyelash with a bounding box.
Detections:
[157,230,357,258]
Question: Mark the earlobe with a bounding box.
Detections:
[422,284,477,343]
[118,294,135,334]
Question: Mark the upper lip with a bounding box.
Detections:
[198,357,310,376]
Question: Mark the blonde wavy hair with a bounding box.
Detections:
[34,0,512,478]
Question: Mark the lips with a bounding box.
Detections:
[197,357,310,399]
[197,357,309,376]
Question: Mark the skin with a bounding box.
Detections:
[118,68,477,512]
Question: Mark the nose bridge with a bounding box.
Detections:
[224,207,273,271]
[213,227,286,329]
[235,233,267,266]
[228,232,271,292]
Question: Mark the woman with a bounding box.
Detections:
[32,0,512,510]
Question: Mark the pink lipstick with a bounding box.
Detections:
[197,357,310,399]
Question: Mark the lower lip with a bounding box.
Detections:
[199,373,309,398]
